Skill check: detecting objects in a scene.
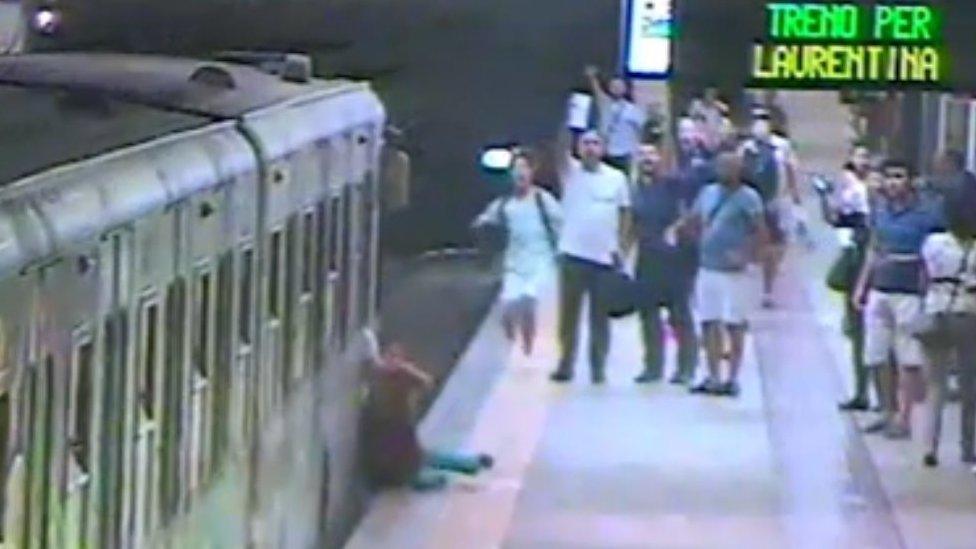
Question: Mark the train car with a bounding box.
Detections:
[0,52,385,547]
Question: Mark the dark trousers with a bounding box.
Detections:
[636,253,697,378]
[557,255,611,378]
[638,291,698,379]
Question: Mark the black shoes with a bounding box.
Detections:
[669,372,693,385]
[635,371,663,384]
[923,453,938,468]
[478,453,495,469]
[690,379,740,397]
[838,397,870,412]
[550,370,572,383]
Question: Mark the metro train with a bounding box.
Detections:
[0,52,386,547]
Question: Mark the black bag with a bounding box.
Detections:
[603,268,639,319]
[826,246,861,293]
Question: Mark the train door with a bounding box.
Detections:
[100,229,136,549]
[231,243,255,459]
[324,190,344,357]
[286,207,317,389]
[20,241,107,549]
[125,209,180,548]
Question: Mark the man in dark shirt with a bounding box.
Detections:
[629,143,699,384]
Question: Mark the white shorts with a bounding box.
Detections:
[695,269,751,326]
[863,290,926,367]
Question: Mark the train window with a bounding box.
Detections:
[212,253,234,473]
[195,272,213,377]
[238,247,254,346]
[269,230,283,319]
[328,197,341,273]
[139,303,159,417]
[340,185,355,344]
[302,211,315,295]
[70,339,94,469]
[0,391,9,538]
[161,281,186,521]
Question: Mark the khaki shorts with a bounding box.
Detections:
[863,290,926,367]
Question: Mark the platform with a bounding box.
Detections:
[347,91,976,548]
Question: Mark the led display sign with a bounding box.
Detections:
[750,2,947,89]
[622,0,674,79]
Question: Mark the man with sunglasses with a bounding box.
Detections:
[853,159,945,440]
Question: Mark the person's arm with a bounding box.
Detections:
[585,65,610,105]
[392,357,435,391]
[615,174,634,264]
[852,236,878,310]
[472,198,502,228]
[784,149,801,205]
[556,129,577,187]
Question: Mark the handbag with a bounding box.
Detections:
[603,266,639,319]
[826,245,860,293]
[908,241,973,347]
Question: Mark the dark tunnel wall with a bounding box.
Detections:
[28,0,620,253]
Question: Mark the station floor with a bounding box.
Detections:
[346,92,976,548]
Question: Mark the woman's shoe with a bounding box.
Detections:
[838,397,869,412]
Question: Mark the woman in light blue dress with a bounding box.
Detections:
[473,150,562,355]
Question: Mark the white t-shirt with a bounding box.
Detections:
[922,232,976,314]
[600,99,646,158]
[558,160,630,265]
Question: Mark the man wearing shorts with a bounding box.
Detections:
[677,151,769,397]
[853,159,945,439]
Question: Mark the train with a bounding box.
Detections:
[0,51,386,547]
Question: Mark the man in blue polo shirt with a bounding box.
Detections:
[853,159,945,440]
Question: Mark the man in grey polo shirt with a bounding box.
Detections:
[551,130,631,384]
[676,150,769,397]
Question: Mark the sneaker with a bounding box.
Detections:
[690,378,721,395]
[838,397,869,412]
[883,423,911,440]
[635,371,663,384]
[862,418,889,434]
[720,380,741,398]
[669,372,693,385]
[550,370,572,383]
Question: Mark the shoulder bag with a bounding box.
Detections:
[908,240,973,348]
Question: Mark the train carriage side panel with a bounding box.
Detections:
[239,83,384,547]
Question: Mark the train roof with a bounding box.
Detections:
[0,52,372,185]
[0,52,351,117]
[0,83,208,185]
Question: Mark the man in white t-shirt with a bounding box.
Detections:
[551,130,632,384]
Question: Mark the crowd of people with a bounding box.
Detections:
[472,66,976,470]
[823,145,976,469]
[361,68,976,493]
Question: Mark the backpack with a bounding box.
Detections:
[742,140,780,203]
